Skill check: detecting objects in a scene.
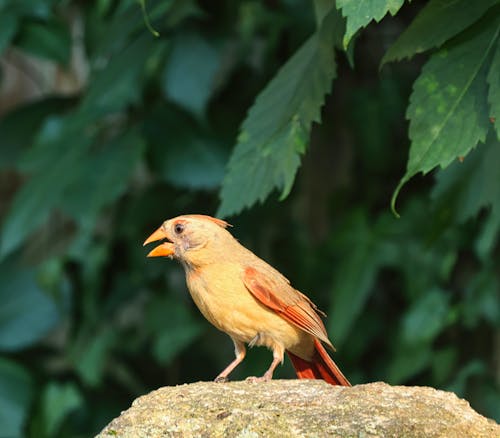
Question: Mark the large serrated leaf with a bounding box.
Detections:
[336,0,405,47]
[487,39,500,138]
[217,12,338,217]
[382,0,498,65]
[392,17,500,214]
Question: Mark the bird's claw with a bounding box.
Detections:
[214,376,228,383]
[245,375,270,383]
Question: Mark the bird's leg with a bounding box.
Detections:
[214,339,246,383]
[246,345,284,382]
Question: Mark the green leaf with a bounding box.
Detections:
[85,2,144,57]
[3,0,54,20]
[162,31,223,119]
[164,139,227,190]
[432,133,500,223]
[58,129,144,258]
[60,130,145,227]
[382,0,498,65]
[218,12,338,217]
[336,0,405,47]
[461,269,499,328]
[15,18,71,64]
[0,358,33,437]
[145,107,228,190]
[313,0,335,26]
[348,77,407,171]
[0,258,60,351]
[476,380,500,423]
[81,34,159,115]
[41,382,83,437]
[146,295,202,365]
[327,214,380,346]
[153,325,202,365]
[392,17,499,214]
[0,114,92,258]
[161,0,205,29]
[327,211,397,346]
[73,329,116,387]
[431,347,457,385]
[386,342,432,383]
[18,112,94,172]
[487,39,500,138]
[446,360,486,396]
[402,288,450,344]
[0,98,70,169]
[138,0,160,37]
[0,12,18,56]
[475,209,500,261]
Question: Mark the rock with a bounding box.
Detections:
[97,380,499,437]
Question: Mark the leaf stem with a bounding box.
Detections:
[138,0,160,37]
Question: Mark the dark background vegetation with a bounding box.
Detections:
[0,0,499,436]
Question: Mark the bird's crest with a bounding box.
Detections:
[185,214,232,229]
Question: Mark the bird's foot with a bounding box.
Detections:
[214,375,229,383]
[245,375,271,383]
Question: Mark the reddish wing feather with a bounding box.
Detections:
[243,267,331,347]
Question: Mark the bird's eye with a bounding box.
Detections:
[174,223,185,234]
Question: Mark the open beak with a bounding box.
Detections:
[143,226,175,258]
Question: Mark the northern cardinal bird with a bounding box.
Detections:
[144,214,350,386]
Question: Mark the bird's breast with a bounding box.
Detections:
[185,263,257,336]
[184,263,314,359]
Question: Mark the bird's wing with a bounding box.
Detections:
[243,266,334,349]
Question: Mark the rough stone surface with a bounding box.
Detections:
[97,380,499,438]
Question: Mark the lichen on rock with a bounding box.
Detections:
[97,380,499,438]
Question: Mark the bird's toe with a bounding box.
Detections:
[245,375,269,383]
[214,376,229,383]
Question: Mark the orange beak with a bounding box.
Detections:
[143,226,175,258]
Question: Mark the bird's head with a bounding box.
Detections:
[143,214,232,266]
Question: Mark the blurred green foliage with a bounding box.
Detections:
[0,0,499,436]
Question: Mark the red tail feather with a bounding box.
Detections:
[287,339,350,386]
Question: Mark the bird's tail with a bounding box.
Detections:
[287,339,351,386]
